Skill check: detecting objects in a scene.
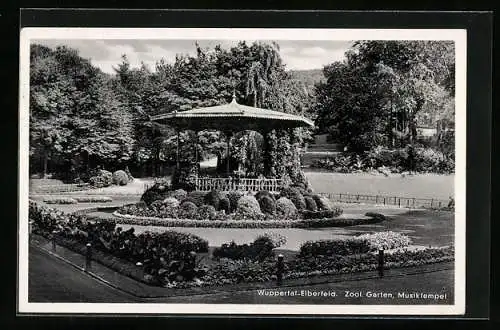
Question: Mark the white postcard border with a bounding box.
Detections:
[18,27,467,315]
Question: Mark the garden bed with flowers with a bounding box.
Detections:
[108,211,384,229]
[112,182,390,229]
[30,200,454,290]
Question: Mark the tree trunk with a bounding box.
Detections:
[42,149,48,178]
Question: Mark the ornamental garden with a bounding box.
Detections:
[28,40,455,292]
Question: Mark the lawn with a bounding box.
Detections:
[305,171,454,200]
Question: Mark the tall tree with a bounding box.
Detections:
[314,40,455,152]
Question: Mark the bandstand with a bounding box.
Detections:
[150,94,314,192]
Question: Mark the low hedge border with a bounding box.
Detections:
[110,211,386,228]
[51,233,453,289]
[285,253,454,280]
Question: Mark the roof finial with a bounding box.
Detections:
[231,88,237,104]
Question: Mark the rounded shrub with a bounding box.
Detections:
[168,188,187,201]
[112,170,129,186]
[313,195,332,210]
[255,190,276,202]
[227,191,244,212]
[162,197,180,209]
[141,188,166,206]
[185,191,207,207]
[304,196,318,211]
[219,197,231,214]
[196,204,217,220]
[293,185,313,198]
[281,187,306,210]
[157,197,180,218]
[150,200,164,210]
[258,195,276,215]
[276,197,298,219]
[178,201,198,219]
[204,189,222,210]
[236,195,263,219]
[89,169,113,188]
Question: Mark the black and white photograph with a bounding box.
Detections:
[18,27,467,315]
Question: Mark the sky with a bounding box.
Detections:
[32,39,353,74]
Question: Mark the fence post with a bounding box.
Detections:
[85,243,92,271]
[398,198,401,208]
[383,197,386,205]
[430,199,434,208]
[375,195,379,204]
[276,254,284,286]
[51,230,57,251]
[378,249,384,278]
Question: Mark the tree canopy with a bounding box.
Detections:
[314,40,455,152]
[30,41,314,180]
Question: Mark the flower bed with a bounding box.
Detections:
[30,201,453,289]
[299,231,412,257]
[29,201,209,285]
[43,197,78,204]
[73,196,113,203]
[31,183,92,194]
[41,196,113,204]
[110,211,385,229]
[285,246,454,280]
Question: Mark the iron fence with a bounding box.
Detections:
[317,192,451,209]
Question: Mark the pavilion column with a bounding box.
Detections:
[225,131,233,177]
[262,129,271,177]
[193,131,198,164]
[176,130,180,171]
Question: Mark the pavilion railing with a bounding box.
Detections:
[195,177,283,192]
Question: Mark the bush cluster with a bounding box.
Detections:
[204,189,222,210]
[275,197,298,220]
[183,191,207,207]
[89,170,113,188]
[196,205,217,220]
[178,201,198,219]
[313,195,333,210]
[219,197,231,214]
[112,170,129,186]
[312,147,454,174]
[29,201,209,285]
[299,238,370,257]
[212,235,276,262]
[258,195,276,215]
[141,182,172,206]
[236,195,263,219]
[280,187,306,210]
[299,232,412,257]
[167,189,188,201]
[227,191,244,212]
[304,196,318,211]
